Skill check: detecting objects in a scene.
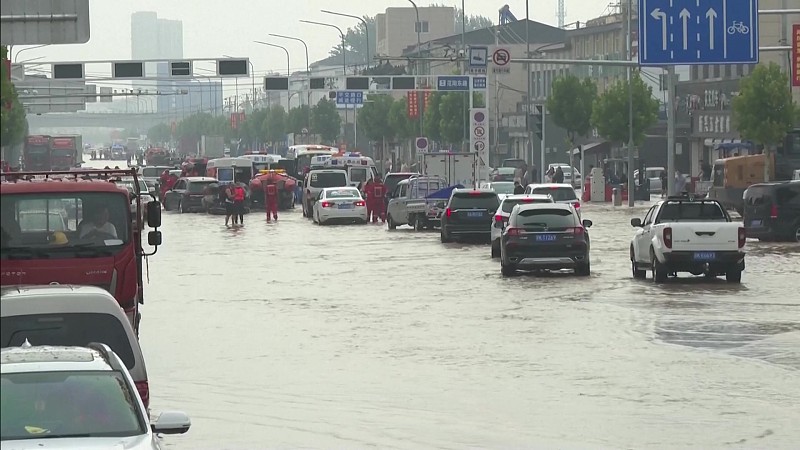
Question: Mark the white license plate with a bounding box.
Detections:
[338,204,353,209]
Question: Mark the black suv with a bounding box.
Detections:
[743,181,800,242]
[440,189,500,243]
[500,203,592,276]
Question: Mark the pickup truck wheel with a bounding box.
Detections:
[387,214,397,230]
[632,260,647,279]
[651,251,668,283]
[726,269,742,283]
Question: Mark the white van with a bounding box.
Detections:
[302,169,349,218]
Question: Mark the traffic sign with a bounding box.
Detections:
[474,141,486,152]
[436,76,470,91]
[474,126,486,138]
[472,77,487,90]
[335,91,363,105]
[638,0,759,65]
[468,46,488,75]
[470,108,489,165]
[492,47,511,74]
[416,137,429,152]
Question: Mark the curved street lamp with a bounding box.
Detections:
[320,10,370,69]
[269,34,311,128]
[299,20,346,74]
[253,41,291,77]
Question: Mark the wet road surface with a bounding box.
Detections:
[133,182,800,449]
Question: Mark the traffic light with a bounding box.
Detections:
[532,104,543,140]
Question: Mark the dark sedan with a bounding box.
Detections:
[163,177,217,213]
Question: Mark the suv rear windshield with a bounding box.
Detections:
[449,192,499,210]
[501,197,552,213]
[530,187,577,201]
[514,208,577,228]
[1,313,136,369]
[310,172,347,188]
[776,184,800,205]
[187,181,214,194]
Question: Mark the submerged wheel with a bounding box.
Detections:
[726,269,742,283]
[501,263,516,277]
[652,251,668,283]
[387,214,397,230]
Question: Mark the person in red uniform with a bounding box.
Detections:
[264,179,279,222]
[370,178,387,223]
[362,178,375,221]
[160,172,178,201]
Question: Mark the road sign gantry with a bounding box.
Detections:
[638,0,759,65]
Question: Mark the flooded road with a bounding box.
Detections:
[137,193,800,449]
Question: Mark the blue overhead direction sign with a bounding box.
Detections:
[638,0,759,66]
[436,76,471,91]
[335,91,363,105]
[472,76,487,90]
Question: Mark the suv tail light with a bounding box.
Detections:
[354,200,365,206]
[566,226,585,236]
[494,214,504,222]
[321,201,333,208]
[738,226,746,248]
[770,204,778,219]
[663,227,673,249]
[445,208,452,217]
[506,227,523,236]
[135,380,150,408]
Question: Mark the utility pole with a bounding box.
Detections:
[666,65,676,196]
[626,0,635,207]
[525,0,533,178]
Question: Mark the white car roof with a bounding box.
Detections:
[514,202,574,212]
[501,194,552,202]
[527,183,575,189]
[1,285,125,317]
[1,345,111,374]
[322,187,359,192]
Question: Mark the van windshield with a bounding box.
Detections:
[310,172,347,188]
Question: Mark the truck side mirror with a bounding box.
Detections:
[148,230,162,246]
[147,201,162,228]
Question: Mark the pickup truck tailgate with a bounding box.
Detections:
[669,223,742,251]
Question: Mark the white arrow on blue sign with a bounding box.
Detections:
[638,0,759,65]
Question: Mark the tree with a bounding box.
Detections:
[175,112,232,141]
[430,3,494,32]
[591,73,659,146]
[423,92,442,140]
[147,123,172,143]
[547,75,597,146]
[362,63,406,76]
[311,99,341,143]
[263,105,286,143]
[286,105,310,134]
[1,45,28,149]
[329,15,376,64]
[357,94,394,141]
[733,62,798,152]
[388,97,416,140]
[438,92,468,145]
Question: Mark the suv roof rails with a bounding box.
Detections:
[87,342,125,371]
[667,192,708,201]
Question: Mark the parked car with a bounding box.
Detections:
[302,169,349,218]
[1,342,191,448]
[440,189,500,243]
[312,187,368,225]
[524,183,581,214]
[1,284,151,408]
[479,181,516,201]
[490,194,554,257]
[634,166,666,193]
[163,176,217,213]
[490,167,517,182]
[499,203,592,276]
[630,194,746,283]
[742,181,800,242]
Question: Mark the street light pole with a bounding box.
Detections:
[13,44,49,62]
[626,0,635,207]
[525,0,534,179]
[270,33,311,128]
[254,41,291,110]
[320,10,370,69]
[408,0,424,142]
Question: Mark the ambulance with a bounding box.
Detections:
[322,152,380,187]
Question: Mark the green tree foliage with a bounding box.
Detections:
[591,73,659,145]
[329,15,376,64]
[388,97,416,140]
[438,92,468,144]
[546,75,597,145]
[362,63,406,76]
[311,99,341,143]
[1,46,28,148]
[357,94,394,141]
[263,105,286,143]
[733,62,799,149]
[423,92,441,140]
[286,105,310,134]
[238,108,268,144]
[175,112,231,141]
[430,3,494,31]
[147,123,172,143]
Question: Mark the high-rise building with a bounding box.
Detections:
[131,11,183,60]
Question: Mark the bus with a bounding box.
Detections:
[286,145,338,179]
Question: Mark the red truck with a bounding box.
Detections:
[23,135,51,171]
[49,135,82,170]
[0,168,163,332]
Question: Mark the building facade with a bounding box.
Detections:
[376,6,456,59]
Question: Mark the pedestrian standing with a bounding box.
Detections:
[264,181,279,223]
[224,184,236,227]
[233,183,246,226]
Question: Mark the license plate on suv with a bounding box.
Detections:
[693,252,716,261]
[535,234,557,242]
[467,211,483,218]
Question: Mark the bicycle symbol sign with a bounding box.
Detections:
[727,21,749,35]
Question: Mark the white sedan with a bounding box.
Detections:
[312,187,368,225]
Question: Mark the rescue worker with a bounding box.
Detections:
[233,183,246,226]
[362,177,376,221]
[161,172,178,201]
[264,179,279,223]
[370,178,387,223]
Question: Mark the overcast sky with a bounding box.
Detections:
[12,0,613,75]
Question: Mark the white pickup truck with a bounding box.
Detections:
[629,194,746,283]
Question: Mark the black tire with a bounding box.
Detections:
[632,261,647,279]
[575,261,591,276]
[440,228,452,243]
[652,251,668,283]
[387,214,397,230]
[501,263,516,277]
[179,200,187,214]
[414,216,425,231]
[163,197,172,211]
[491,241,500,258]
[793,224,800,243]
[726,269,742,283]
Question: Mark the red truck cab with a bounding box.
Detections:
[0,169,162,331]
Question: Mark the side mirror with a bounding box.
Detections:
[147,201,162,228]
[630,218,642,227]
[147,230,162,246]
[582,219,593,228]
[151,411,191,435]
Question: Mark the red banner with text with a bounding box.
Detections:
[792,24,800,87]
[407,91,419,119]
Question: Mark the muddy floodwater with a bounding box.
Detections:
[129,175,799,449]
